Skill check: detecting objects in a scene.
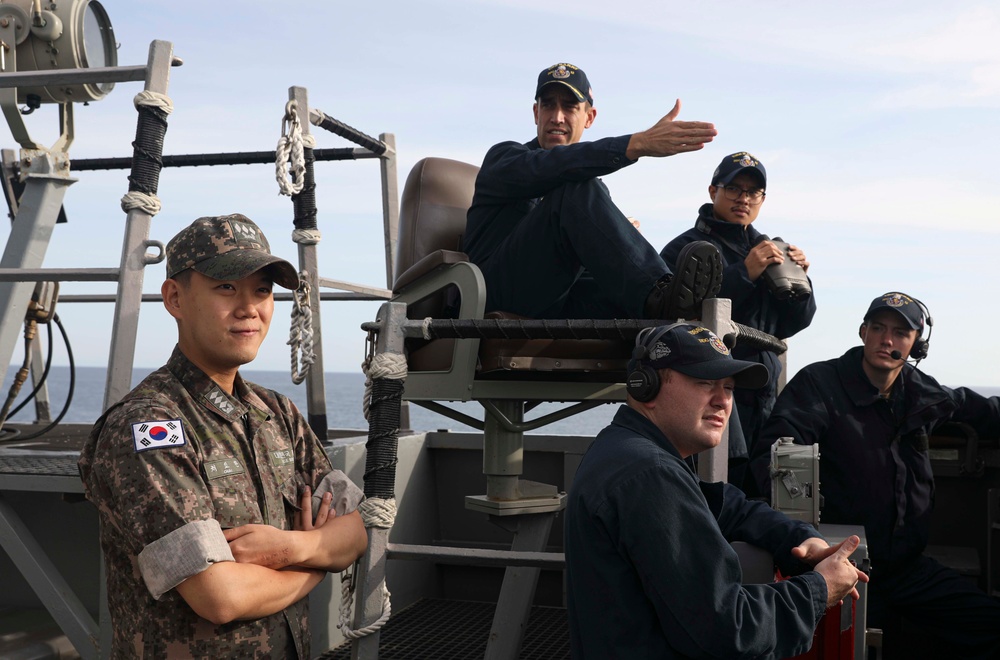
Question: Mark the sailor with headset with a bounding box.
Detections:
[749,291,1000,658]
[565,322,866,659]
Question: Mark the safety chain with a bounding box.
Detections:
[275,100,316,197]
[287,271,315,384]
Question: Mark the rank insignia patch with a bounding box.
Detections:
[131,419,186,452]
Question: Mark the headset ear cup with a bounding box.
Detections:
[626,364,661,402]
[911,339,929,361]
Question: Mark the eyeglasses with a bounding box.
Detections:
[717,184,766,205]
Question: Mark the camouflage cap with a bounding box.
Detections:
[165,214,299,290]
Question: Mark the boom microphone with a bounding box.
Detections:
[890,350,903,360]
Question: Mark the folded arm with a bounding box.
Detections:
[176,561,325,625]
[224,486,368,572]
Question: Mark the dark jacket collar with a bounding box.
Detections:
[612,404,691,467]
[836,345,956,431]
[695,203,762,250]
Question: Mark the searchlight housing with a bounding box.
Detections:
[0,0,117,105]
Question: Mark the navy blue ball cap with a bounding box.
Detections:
[864,292,925,331]
[632,324,769,389]
[712,151,766,187]
[535,63,594,106]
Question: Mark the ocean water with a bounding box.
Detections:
[5,366,1000,436]
[1,365,621,435]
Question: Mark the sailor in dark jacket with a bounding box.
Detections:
[566,323,866,659]
[660,152,815,491]
[464,62,723,322]
[750,292,1000,659]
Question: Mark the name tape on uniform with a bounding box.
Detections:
[131,419,186,452]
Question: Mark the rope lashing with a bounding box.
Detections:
[292,227,322,245]
[121,91,173,217]
[359,497,397,529]
[337,498,397,639]
[361,352,407,422]
[287,271,315,385]
[275,100,316,197]
[134,90,174,115]
[120,190,162,215]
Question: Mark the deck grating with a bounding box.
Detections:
[320,598,569,660]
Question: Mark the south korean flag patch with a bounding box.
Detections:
[131,419,186,452]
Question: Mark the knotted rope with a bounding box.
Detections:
[361,352,408,422]
[287,271,315,384]
[275,100,316,197]
[337,498,398,639]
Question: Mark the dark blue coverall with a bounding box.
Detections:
[464,136,671,319]
[566,405,828,659]
[750,346,1000,659]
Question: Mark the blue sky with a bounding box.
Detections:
[2,0,999,388]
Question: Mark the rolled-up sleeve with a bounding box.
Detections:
[138,518,234,600]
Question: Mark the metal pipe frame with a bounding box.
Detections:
[102,40,174,411]
[70,147,381,171]
[288,86,330,443]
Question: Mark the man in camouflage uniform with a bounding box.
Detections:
[79,214,367,658]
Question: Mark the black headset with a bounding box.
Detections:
[909,295,933,361]
[626,322,694,402]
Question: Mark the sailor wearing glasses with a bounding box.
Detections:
[660,152,815,493]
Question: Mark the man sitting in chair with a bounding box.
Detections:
[464,62,723,322]
[566,323,866,658]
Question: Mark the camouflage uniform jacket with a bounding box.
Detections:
[79,346,359,659]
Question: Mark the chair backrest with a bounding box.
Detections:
[394,157,480,290]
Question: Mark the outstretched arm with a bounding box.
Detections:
[626,99,717,160]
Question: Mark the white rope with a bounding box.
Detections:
[361,352,408,422]
[275,100,316,197]
[292,227,322,246]
[421,317,433,341]
[338,570,391,640]
[337,497,397,640]
[359,497,397,528]
[120,190,161,216]
[287,271,315,385]
[133,90,174,114]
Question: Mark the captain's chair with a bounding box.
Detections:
[392,156,632,404]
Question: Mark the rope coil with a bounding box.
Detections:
[275,100,316,197]
[337,497,397,639]
[339,570,391,640]
[287,271,315,385]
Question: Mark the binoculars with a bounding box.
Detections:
[760,236,811,300]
